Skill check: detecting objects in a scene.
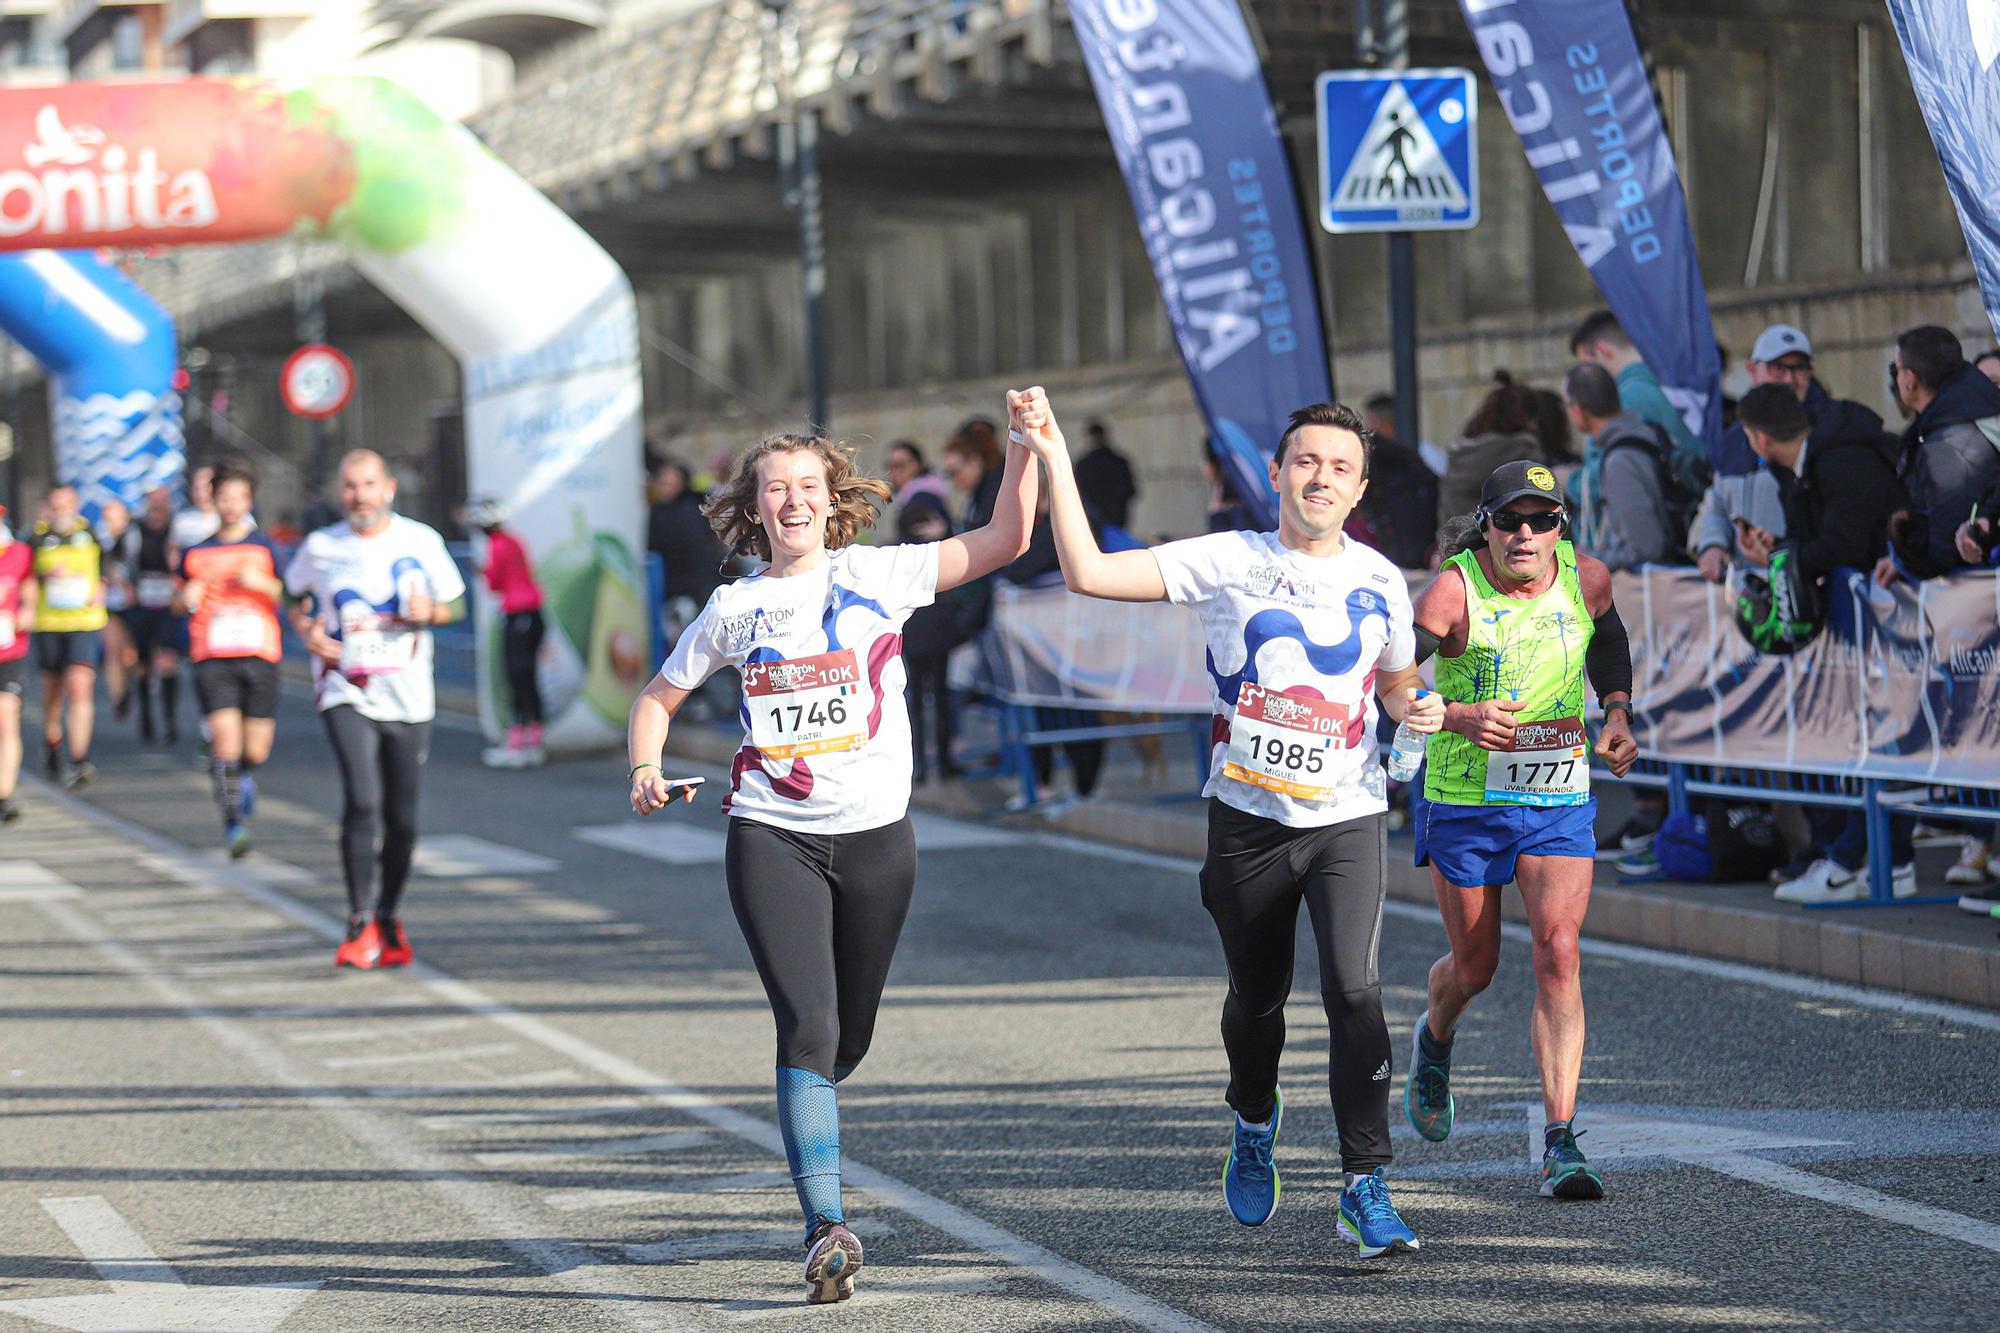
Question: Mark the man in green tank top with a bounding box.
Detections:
[1402,461,1640,1200]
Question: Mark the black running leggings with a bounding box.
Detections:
[725,816,917,1081]
[322,705,430,923]
[502,610,545,727]
[1198,800,1392,1172]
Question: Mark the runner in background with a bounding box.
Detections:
[465,496,547,769]
[124,488,185,745]
[31,486,105,789]
[178,461,286,859]
[96,499,136,723]
[0,506,34,823]
[285,450,466,970]
[170,466,221,549]
[1011,389,1442,1259]
[626,405,1035,1304]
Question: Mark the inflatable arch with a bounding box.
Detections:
[0,79,649,746]
[0,249,183,517]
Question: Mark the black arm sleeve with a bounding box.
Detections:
[1414,625,1442,665]
[1586,602,1632,700]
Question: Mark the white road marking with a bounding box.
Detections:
[1690,1153,2000,1255]
[474,1131,716,1166]
[543,1170,788,1212]
[0,863,82,902]
[424,1100,642,1129]
[208,977,351,999]
[286,1017,476,1045]
[413,835,560,877]
[179,954,328,976]
[1517,1109,1844,1164]
[722,1275,1004,1322]
[573,821,729,865]
[321,1042,519,1070]
[39,1196,182,1290]
[153,934,317,958]
[625,1221,899,1264]
[366,1069,580,1098]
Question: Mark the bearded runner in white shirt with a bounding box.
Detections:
[1012,389,1444,1260]
[284,450,466,972]
[626,406,1035,1305]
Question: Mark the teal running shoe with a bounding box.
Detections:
[1540,1126,1606,1199]
[1221,1086,1281,1226]
[226,821,253,861]
[1338,1169,1419,1257]
[1404,1011,1455,1142]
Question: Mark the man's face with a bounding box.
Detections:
[215,478,253,527]
[145,488,173,523]
[1750,354,1813,402]
[1268,425,1367,543]
[1978,355,2000,387]
[1890,358,1915,421]
[652,467,685,504]
[47,487,79,533]
[339,456,395,531]
[190,468,213,510]
[1484,496,1564,583]
[885,449,918,492]
[1362,409,1394,441]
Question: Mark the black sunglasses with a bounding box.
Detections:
[1487,509,1564,534]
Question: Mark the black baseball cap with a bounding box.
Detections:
[1479,460,1564,513]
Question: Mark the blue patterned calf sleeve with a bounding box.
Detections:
[776,1066,843,1235]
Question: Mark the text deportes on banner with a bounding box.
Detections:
[1882,0,2000,341]
[1456,0,1721,451]
[1067,0,1333,528]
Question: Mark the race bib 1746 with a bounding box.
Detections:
[1484,715,1591,806]
[744,649,870,759]
[1223,681,1350,803]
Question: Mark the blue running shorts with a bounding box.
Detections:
[1414,795,1597,888]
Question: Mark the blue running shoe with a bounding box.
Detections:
[1404,1011,1455,1142]
[1540,1126,1605,1199]
[226,821,252,861]
[1221,1086,1282,1226]
[1339,1169,1419,1257]
[239,773,257,818]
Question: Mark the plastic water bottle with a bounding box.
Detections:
[397,567,430,621]
[1386,690,1431,783]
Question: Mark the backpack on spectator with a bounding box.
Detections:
[1602,421,1711,561]
[1651,805,1791,883]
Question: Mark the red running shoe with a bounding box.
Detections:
[334,921,383,969]
[377,920,413,968]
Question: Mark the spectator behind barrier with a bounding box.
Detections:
[1356,392,1440,569]
[1201,437,1259,535]
[647,455,725,609]
[1881,325,2000,584]
[1073,420,1139,532]
[942,423,1007,640]
[1569,309,1708,488]
[1438,372,1545,528]
[886,440,960,784]
[1976,348,2000,385]
[1734,384,1905,588]
[1561,364,1678,570]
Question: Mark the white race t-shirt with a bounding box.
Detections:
[1153,530,1415,828]
[283,515,467,724]
[661,542,939,835]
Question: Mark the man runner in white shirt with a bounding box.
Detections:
[1011,390,1443,1258]
[285,450,466,970]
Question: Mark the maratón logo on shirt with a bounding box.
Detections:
[718,605,795,651]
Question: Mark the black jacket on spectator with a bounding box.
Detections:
[648,494,725,605]
[1073,443,1138,530]
[1774,400,1907,584]
[1357,433,1439,568]
[896,490,958,661]
[1893,364,2000,579]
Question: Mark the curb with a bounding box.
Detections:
[665,726,2000,1013]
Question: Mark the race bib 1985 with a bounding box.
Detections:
[1223,681,1350,803]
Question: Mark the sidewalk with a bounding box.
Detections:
[664,721,2000,1012]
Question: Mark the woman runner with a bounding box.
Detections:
[625,402,1035,1304]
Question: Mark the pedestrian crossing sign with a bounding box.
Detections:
[1317,68,1479,233]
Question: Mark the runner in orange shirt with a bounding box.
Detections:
[177,461,285,858]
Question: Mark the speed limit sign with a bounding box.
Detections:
[281,344,355,419]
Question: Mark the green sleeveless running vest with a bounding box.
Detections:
[1425,540,1594,806]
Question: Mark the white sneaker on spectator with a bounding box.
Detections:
[1945,838,1993,886]
[1038,793,1082,819]
[1892,863,1918,899]
[1911,822,1960,848]
[1958,885,2000,916]
[1773,859,1863,904]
